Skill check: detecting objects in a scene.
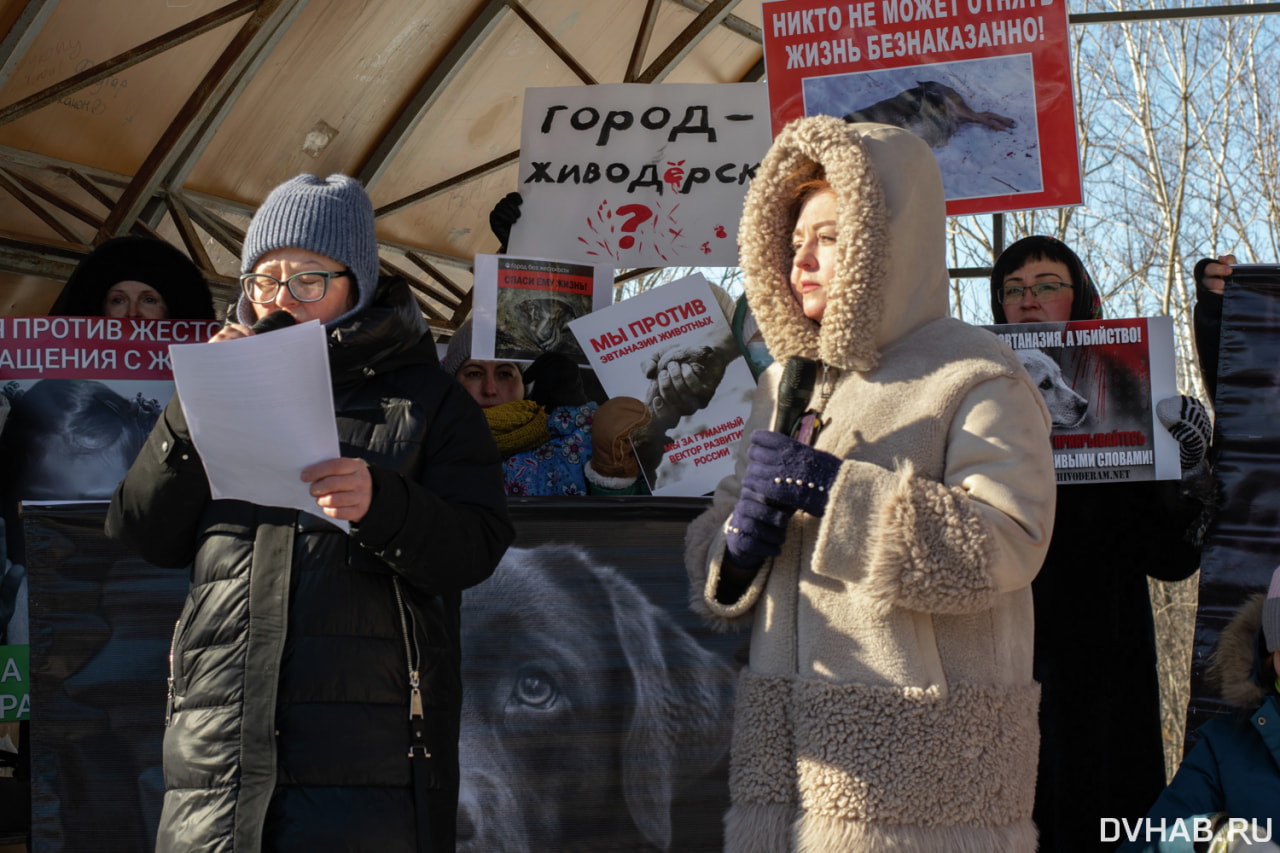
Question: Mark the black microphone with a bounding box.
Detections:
[772,356,818,438]
[250,310,297,335]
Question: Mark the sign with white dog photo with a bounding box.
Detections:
[985,316,1180,485]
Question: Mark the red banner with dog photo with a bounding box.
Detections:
[762,0,1081,216]
[0,318,216,845]
[984,316,1180,484]
[17,499,735,852]
[0,316,216,505]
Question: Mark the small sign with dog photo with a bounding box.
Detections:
[471,253,614,366]
[984,316,1181,485]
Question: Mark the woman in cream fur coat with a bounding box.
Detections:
[685,116,1057,852]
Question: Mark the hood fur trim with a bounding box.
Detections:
[738,116,890,372]
[1209,594,1267,709]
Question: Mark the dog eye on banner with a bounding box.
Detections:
[458,505,738,852]
[18,498,738,853]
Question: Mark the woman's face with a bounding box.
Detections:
[1001,257,1075,324]
[103,280,168,319]
[456,359,523,408]
[250,247,355,326]
[789,190,838,323]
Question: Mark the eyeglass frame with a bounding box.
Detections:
[240,268,355,304]
[999,280,1074,305]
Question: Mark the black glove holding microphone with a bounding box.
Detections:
[723,357,843,572]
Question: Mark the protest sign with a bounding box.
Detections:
[0,317,214,846]
[762,0,1080,215]
[471,254,613,364]
[568,274,754,496]
[508,83,771,266]
[0,316,214,502]
[984,317,1179,484]
[0,647,25,723]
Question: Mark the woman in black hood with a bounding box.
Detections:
[48,236,215,320]
[989,234,1103,324]
[988,234,1213,852]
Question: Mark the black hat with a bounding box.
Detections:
[50,236,215,320]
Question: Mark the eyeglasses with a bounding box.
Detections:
[240,269,354,304]
[1000,281,1073,304]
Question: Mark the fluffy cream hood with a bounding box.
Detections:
[737,116,950,372]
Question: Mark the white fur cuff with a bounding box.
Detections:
[865,464,995,614]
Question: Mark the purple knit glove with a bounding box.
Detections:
[742,430,841,517]
[724,486,793,571]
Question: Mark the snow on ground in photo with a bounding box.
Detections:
[802,54,1045,201]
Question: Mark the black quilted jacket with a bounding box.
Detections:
[107,278,512,853]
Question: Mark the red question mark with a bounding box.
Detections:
[615,204,652,250]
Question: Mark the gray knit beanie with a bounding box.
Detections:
[441,318,525,379]
[1265,566,1280,652]
[237,173,379,327]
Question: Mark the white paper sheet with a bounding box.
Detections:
[168,321,348,532]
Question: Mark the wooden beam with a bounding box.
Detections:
[667,0,761,43]
[506,1,595,85]
[375,150,520,219]
[406,285,449,323]
[0,231,85,280]
[1,166,104,229]
[449,289,473,329]
[162,0,307,191]
[37,167,167,240]
[357,0,507,190]
[0,169,80,243]
[59,168,124,211]
[164,193,216,272]
[95,0,306,243]
[0,0,59,91]
[740,56,764,83]
[179,196,246,260]
[613,267,658,284]
[625,0,662,83]
[635,0,739,84]
[403,251,468,303]
[372,237,472,271]
[0,0,257,127]
[386,264,450,321]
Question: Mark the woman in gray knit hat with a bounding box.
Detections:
[108,173,514,853]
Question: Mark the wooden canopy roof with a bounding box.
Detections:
[0,0,764,327]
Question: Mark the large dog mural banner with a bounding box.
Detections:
[17,499,735,852]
